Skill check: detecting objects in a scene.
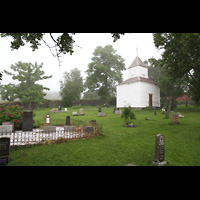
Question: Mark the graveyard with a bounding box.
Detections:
[2,105,200,166]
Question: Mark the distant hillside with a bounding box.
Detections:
[45,91,61,100]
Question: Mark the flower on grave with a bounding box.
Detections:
[10,115,13,117]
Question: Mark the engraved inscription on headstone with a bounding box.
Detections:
[22,111,33,131]
[152,134,167,166]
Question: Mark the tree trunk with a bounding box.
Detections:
[105,73,108,105]
[29,100,32,110]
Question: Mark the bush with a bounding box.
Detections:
[121,107,136,125]
[0,104,23,130]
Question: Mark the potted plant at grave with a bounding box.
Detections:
[121,107,136,127]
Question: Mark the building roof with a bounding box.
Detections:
[118,76,157,86]
[128,56,147,69]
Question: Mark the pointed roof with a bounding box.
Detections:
[118,76,157,86]
[128,56,147,69]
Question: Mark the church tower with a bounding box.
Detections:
[116,48,160,108]
[127,55,148,79]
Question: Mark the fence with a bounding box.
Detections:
[0,120,102,148]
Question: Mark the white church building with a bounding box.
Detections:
[116,54,160,108]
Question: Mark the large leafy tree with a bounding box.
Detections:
[85,45,125,105]
[0,62,52,109]
[146,58,185,109]
[60,68,83,107]
[153,33,200,105]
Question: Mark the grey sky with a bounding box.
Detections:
[0,33,162,92]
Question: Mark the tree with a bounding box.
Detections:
[0,83,17,102]
[60,68,83,107]
[153,33,200,105]
[146,58,185,109]
[85,45,125,105]
[121,107,136,126]
[1,62,52,109]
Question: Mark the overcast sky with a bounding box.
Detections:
[0,33,162,92]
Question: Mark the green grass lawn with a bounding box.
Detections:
[7,105,200,166]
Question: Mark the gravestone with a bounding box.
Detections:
[43,126,56,133]
[22,111,33,131]
[0,137,10,165]
[66,116,70,125]
[152,134,167,166]
[2,122,14,132]
[171,114,179,124]
[0,125,12,136]
[72,112,78,116]
[58,105,62,111]
[97,112,105,117]
[45,113,51,126]
[165,111,169,119]
[89,120,97,126]
[65,108,67,111]
[113,107,116,113]
[80,108,85,115]
[98,107,101,112]
[83,126,93,136]
[64,125,76,132]
[115,110,122,114]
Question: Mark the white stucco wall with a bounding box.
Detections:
[116,81,160,108]
[117,82,141,108]
[139,82,160,107]
[128,66,148,79]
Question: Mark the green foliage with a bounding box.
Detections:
[0,104,23,130]
[60,68,83,107]
[146,58,185,100]
[153,33,200,105]
[121,107,136,125]
[85,45,125,105]
[1,62,52,109]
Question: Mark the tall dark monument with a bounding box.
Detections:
[22,111,33,131]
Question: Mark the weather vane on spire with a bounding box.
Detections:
[136,47,138,57]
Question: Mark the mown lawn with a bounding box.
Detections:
[7,105,200,166]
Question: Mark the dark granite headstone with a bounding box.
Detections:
[22,111,33,131]
[98,107,101,112]
[58,105,62,111]
[152,134,167,166]
[66,116,70,126]
[0,137,10,165]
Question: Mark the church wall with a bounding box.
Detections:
[116,82,160,108]
[139,82,160,107]
[116,82,141,108]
